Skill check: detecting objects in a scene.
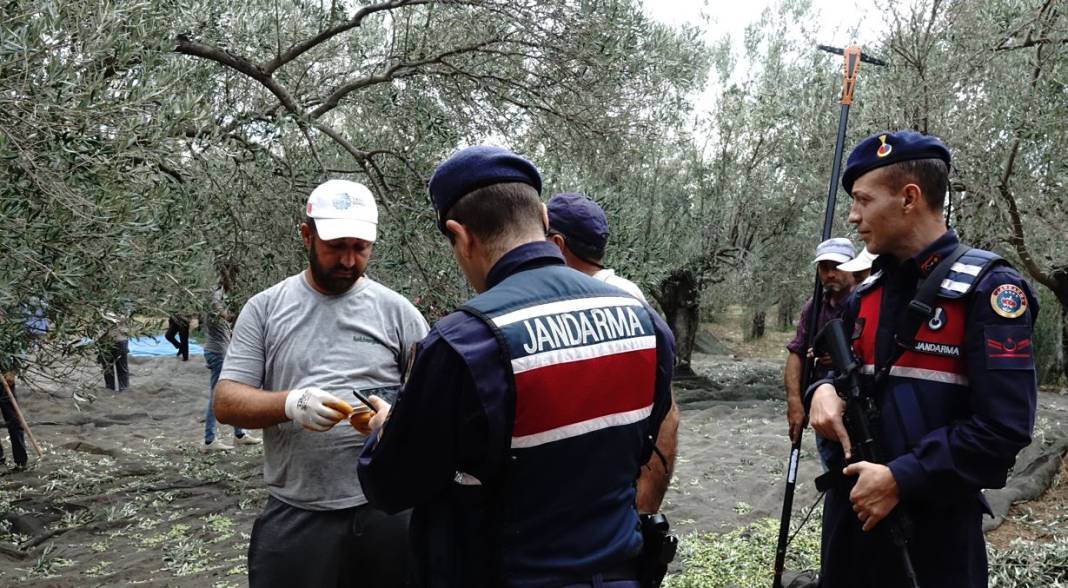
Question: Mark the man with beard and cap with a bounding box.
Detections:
[783,238,857,443]
[806,131,1038,587]
[356,145,679,587]
[546,192,646,302]
[214,179,429,587]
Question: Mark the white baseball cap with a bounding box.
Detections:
[305,180,378,242]
[813,237,856,264]
[838,247,878,272]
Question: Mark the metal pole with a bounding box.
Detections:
[772,44,868,588]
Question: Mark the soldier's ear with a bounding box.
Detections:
[445,220,474,259]
[901,183,923,213]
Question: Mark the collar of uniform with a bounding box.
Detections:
[485,241,566,290]
[911,229,960,277]
[871,229,959,278]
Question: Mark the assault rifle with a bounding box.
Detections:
[814,318,920,588]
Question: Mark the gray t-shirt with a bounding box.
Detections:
[221,272,429,510]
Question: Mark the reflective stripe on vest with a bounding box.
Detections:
[487,294,657,449]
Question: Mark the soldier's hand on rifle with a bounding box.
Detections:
[844,461,899,532]
[809,383,852,459]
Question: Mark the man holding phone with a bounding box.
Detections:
[214,180,429,587]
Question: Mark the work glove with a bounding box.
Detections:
[284,387,350,432]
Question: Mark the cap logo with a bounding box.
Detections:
[333,192,354,210]
[876,135,892,158]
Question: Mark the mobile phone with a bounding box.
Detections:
[351,388,377,413]
[362,386,400,404]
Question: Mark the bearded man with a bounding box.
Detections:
[214,179,429,587]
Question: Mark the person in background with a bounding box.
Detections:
[98,312,129,392]
[546,192,647,302]
[165,314,190,361]
[783,238,857,442]
[200,265,260,452]
[839,247,878,283]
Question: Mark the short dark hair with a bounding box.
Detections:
[882,158,949,211]
[445,182,543,243]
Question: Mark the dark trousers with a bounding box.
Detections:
[0,382,27,467]
[819,485,987,587]
[248,496,417,588]
[98,340,129,391]
[165,316,189,361]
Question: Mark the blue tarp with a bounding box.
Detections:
[128,335,205,358]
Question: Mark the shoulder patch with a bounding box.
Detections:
[937,248,1005,299]
[991,284,1028,319]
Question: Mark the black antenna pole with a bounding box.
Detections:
[771,43,886,588]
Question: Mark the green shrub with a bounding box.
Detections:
[665,514,821,588]
[989,537,1068,587]
[667,513,1068,587]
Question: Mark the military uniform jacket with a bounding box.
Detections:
[804,230,1039,587]
[358,242,676,588]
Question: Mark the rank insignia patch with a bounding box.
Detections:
[985,325,1034,370]
[991,284,1028,319]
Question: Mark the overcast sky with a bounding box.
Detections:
[643,0,888,48]
[641,0,901,118]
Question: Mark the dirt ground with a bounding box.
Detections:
[0,355,265,587]
[987,454,1068,550]
[0,325,1065,586]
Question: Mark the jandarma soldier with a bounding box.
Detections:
[807,131,1039,588]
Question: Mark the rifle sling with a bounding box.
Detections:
[877,244,970,383]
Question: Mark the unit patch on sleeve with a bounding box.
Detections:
[985,325,1034,370]
[990,284,1028,319]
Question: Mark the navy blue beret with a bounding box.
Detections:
[547,193,609,257]
[842,131,951,194]
[428,145,542,234]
